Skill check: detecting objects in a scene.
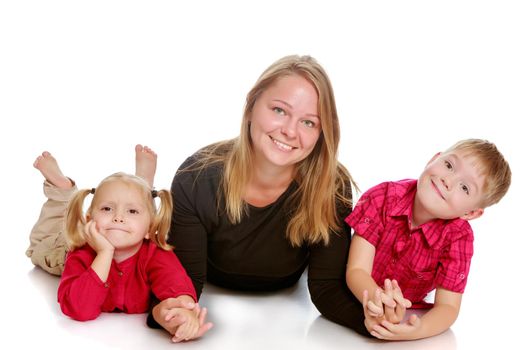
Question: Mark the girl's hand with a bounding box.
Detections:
[153,298,213,342]
[169,308,200,342]
[83,220,114,255]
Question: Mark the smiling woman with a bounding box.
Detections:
[148,55,372,336]
[248,74,321,177]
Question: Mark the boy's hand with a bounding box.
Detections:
[364,288,387,318]
[362,290,384,333]
[383,279,411,324]
[371,314,422,340]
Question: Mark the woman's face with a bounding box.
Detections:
[249,74,321,172]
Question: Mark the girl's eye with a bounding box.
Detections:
[129,209,139,214]
[302,120,316,128]
[101,206,112,212]
[273,107,285,116]
[444,161,453,170]
[461,184,470,195]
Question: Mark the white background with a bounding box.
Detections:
[1,1,524,349]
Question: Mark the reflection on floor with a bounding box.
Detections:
[17,267,460,350]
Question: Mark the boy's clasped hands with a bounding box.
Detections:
[363,279,421,340]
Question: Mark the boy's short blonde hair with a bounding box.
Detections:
[445,139,511,208]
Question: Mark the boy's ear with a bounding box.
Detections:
[461,208,484,221]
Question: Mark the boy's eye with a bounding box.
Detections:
[273,107,285,115]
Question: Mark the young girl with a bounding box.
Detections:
[29,146,209,342]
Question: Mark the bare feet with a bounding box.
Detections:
[135,144,157,188]
[33,152,73,189]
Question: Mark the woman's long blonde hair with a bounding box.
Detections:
[64,172,173,251]
[191,55,356,246]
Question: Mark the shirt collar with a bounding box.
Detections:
[387,179,446,248]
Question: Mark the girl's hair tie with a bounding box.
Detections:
[151,190,158,198]
[89,188,95,194]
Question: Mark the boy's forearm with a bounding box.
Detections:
[411,303,459,340]
[346,268,380,303]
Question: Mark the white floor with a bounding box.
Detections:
[2,1,525,349]
[3,267,461,349]
[5,243,524,350]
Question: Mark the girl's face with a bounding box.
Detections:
[249,74,321,172]
[89,181,151,253]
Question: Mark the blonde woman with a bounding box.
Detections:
[150,55,370,336]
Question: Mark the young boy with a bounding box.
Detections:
[345,139,511,340]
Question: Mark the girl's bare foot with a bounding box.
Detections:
[33,152,73,189]
[135,144,157,188]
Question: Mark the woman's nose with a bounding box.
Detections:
[281,118,297,138]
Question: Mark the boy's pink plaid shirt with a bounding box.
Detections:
[345,179,474,305]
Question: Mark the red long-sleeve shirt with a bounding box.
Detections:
[58,240,196,321]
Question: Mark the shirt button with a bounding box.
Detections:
[118,272,123,277]
[104,283,109,288]
[364,217,370,224]
[417,274,423,279]
[391,259,397,264]
[458,273,465,280]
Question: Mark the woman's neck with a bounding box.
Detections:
[244,159,295,207]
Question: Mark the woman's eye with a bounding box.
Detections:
[302,120,316,128]
[273,107,285,115]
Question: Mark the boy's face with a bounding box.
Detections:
[416,150,486,221]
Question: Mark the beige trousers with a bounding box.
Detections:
[26,181,77,276]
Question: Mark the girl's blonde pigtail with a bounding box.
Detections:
[64,189,92,250]
[149,189,173,250]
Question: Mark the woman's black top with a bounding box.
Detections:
[159,151,368,335]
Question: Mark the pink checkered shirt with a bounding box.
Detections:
[345,179,474,305]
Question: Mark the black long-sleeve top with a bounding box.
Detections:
[165,152,369,335]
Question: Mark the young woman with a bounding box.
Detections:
[151,55,370,336]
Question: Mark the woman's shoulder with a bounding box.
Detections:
[178,140,234,171]
[173,140,235,188]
